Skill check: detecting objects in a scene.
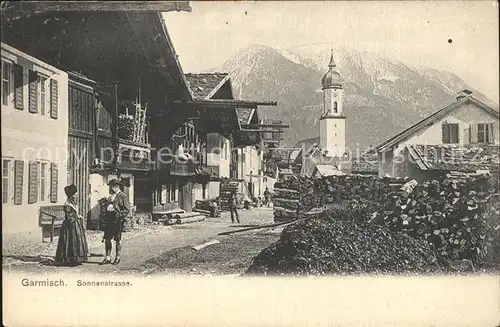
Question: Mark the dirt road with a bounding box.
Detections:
[3,207,278,276]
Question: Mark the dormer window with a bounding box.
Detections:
[442,123,459,143]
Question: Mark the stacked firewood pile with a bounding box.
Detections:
[246,207,443,276]
[272,173,499,266]
[371,173,500,264]
[273,175,408,221]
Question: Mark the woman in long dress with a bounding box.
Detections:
[55,184,89,266]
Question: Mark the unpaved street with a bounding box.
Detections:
[3,207,278,276]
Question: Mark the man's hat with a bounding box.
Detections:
[107,179,123,187]
[64,184,78,197]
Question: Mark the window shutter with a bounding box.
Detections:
[50,163,58,203]
[50,79,58,119]
[28,70,38,113]
[13,64,24,110]
[14,160,24,205]
[470,124,478,143]
[28,161,38,204]
[441,124,450,143]
[488,123,495,144]
[451,124,459,143]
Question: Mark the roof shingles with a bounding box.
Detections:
[408,144,500,172]
[184,73,228,99]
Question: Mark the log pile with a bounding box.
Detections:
[273,175,407,221]
[371,174,500,264]
[246,207,443,276]
[219,179,239,211]
[271,173,499,266]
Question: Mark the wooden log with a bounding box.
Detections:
[193,208,211,215]
[177,215,205,224]
[174,212,203,219]
[218,217,310,236]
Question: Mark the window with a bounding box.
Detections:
[40,162,47,201]
[2,159,10,204]
[202,183,207,199]
[2,60,13,106]
[477,123,494,144]
[333,101,338,113]
[167,182,177,202]
[38,75,48,115]
[441,123,459,144]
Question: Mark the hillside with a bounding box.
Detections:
[215,44,497,149]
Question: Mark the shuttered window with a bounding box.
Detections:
[441,123,459,144]
[50,79,58,119]
[477,123,494,144]
[28,161,39,204]
[2,159,10,204]
[2,60,12,106]
[28,70,38,113]
[13,64,23,110]
[50,163,58,203]
[14,160,24,205]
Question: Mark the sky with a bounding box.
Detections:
[163,1,499,102]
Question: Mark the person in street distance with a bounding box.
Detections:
[100,179,130,265]
[55,184,89,266]
[229,192,240,224]
[264,187,270,207]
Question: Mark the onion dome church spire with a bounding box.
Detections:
[321,49,343,89]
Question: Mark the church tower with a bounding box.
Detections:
[319,50,346,157]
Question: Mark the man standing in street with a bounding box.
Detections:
[264,187,270,207]
[101,179,130,265]
[229,192,240,224]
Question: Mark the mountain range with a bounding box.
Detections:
[211,43,498,149]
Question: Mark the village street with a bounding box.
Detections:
[2,207,279,276]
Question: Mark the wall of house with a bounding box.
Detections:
[378,150,394,177]
[208,181,220,199]
[393,102,499,157]
[206,133,231,178]
[241,146,264,197]
[2,43,69,245]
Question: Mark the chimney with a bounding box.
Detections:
[456,89,473,101]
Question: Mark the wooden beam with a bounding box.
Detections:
[174,99,277,108]
[241,124,289,128]
[7,1,192,13]
[239,129,283,133]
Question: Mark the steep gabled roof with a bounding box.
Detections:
[184,73,230,99]
[407,144,500,172]
[377,95,500,152]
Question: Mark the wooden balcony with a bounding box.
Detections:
[116,138,152,171]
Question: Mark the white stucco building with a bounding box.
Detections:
[2,43,69,244]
